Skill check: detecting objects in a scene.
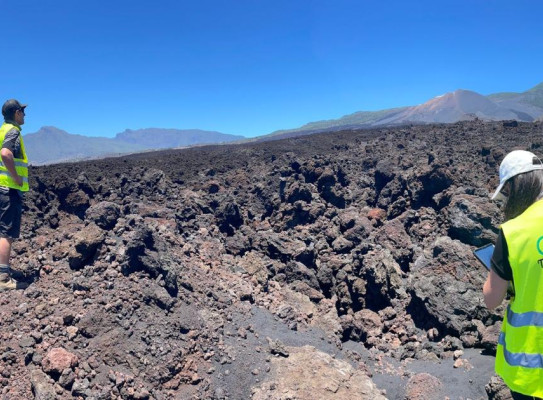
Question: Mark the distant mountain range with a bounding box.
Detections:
[256,82,543,141]
[24,127,244,165]
[22,82,543,164]
[114,128,244,148]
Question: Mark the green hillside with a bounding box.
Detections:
[487,82,543,108]
[261,107,409,140]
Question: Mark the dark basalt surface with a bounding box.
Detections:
[1,119,541,399]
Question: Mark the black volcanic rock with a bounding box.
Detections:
[85,201,121,229]
[2,119,527,398]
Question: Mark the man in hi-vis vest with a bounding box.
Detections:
[0,99,29,291]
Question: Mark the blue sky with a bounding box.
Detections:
[4,0,543,138]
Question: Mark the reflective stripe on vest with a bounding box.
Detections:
[496,200,543,398]
[0,171,28,183]
[507,305,543,328]
[0,122,29,191]
[0,160,28,168]
[499,332,543,369]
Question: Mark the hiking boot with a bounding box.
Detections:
[0,277,29,292]
[0,264,29,292]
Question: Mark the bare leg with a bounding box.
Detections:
[0,237,12,266]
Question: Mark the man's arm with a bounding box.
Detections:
[483,229,512,310]
[483,269,509,309]
[0,148,23,186]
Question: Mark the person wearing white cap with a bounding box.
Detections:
[483,149,543,399]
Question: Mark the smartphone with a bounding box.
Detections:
[474,243,495,270]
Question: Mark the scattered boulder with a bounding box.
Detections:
[405,373,443,400]
[42,347,78,378]
[267,338,289,357]
[485,375,513,400]
[444,194,499,246]
[66,223,106,269]
[350,309,384,341]
[216,201,244,235]
[252,346,387,400]
[142,168,169,194]
[85,201,121,229]
[408,236,489,335]
[30,369,57,400]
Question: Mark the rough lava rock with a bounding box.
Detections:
[0,120,535,398]
[42,347,79,377]
[85,200,122,229]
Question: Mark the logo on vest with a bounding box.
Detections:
[537,236,543,267]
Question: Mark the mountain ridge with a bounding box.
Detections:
[258,82,543,141]
[22,81,543,163]
[24,126,146,165]
[115,128,245,148]
[24,126,244,165]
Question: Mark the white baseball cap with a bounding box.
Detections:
[491,150,543,200]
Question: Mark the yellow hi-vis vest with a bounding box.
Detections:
[497,199,543,397]
[0,122,29,192]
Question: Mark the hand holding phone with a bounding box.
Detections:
[474,244,495,270]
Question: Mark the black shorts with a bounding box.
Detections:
[0,189,22,239]
[511,391,543,400]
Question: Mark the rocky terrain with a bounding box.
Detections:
[2,119,541,399]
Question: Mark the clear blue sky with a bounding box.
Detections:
[4,0,543,138]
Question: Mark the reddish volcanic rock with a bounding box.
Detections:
[367,208,386,221]
[405,373,443,400]
[42,347,79,376]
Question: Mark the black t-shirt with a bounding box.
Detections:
[1,123,23,158]
[490,228,513,281]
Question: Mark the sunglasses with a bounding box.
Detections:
[18,108,25,116]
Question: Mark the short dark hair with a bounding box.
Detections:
[2,108,17,121]
[2,99,26,121]
[503,170,543,221]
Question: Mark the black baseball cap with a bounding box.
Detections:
[2,99,27,118]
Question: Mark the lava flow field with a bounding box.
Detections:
[1,119,540,399]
